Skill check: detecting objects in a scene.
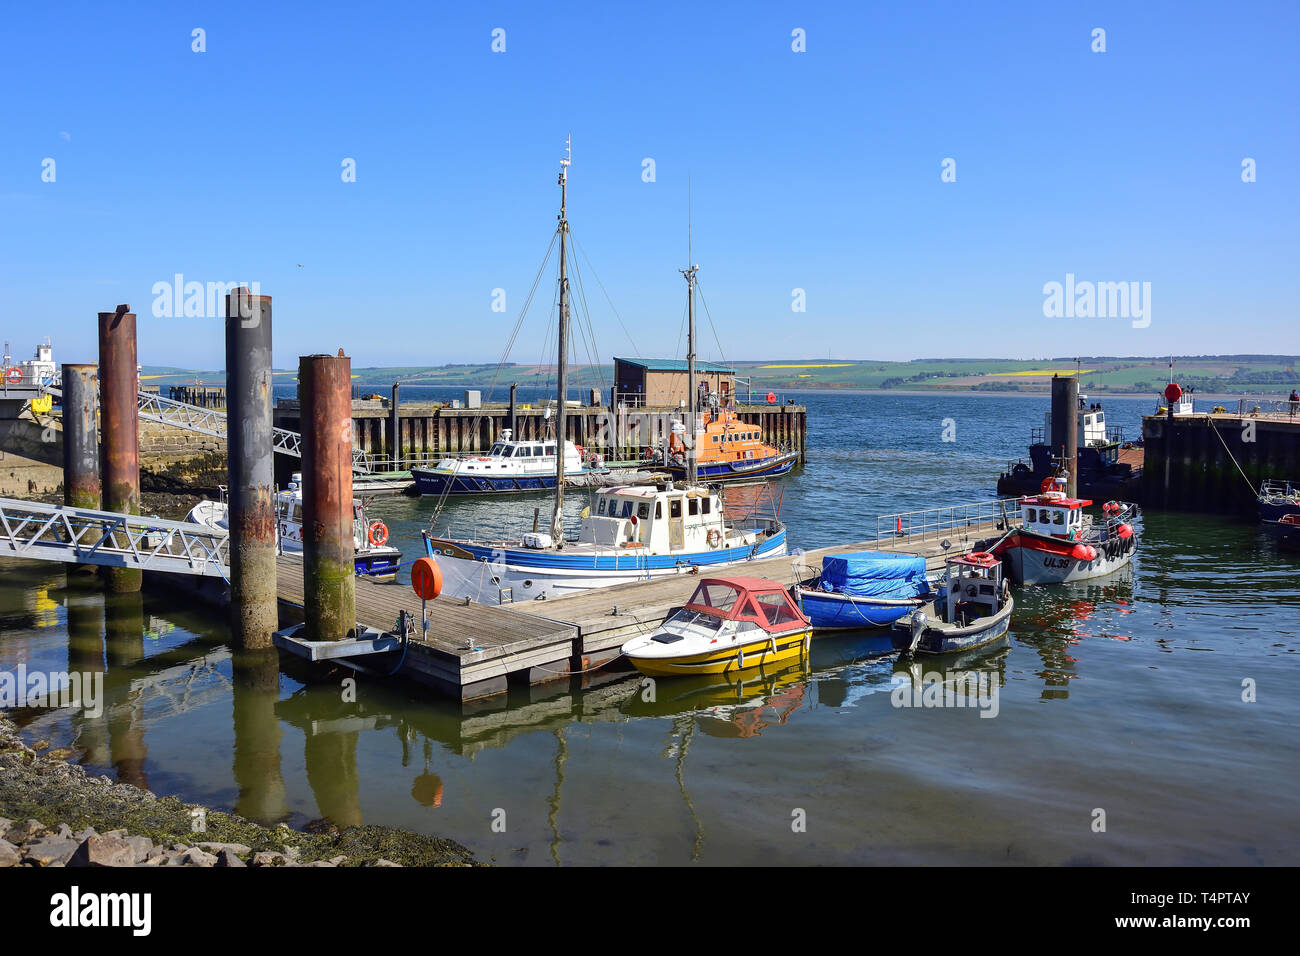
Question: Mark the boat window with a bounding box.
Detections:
[490,443,505,456]
[712,435,720,444]
[688,498,699,516]
[638,503,649,519]
[670,499,682,518]
[545,444,556,456]
[655,502,662,519]
[753,592,799,626]
[502,446,514,457]
[1053,511,1064,525]
[621,501,634,518]
[597,498,607,515]
[1026,508,1037,522]
[517,446,531,457]
[688,582,740,611]
[702,497,711,515]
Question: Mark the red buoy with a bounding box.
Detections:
[1071,543,1091,561]
[766,391,777,405]
[1116,523,1133,539]
[1164,382,1183,403]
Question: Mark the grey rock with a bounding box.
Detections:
[125,836,154,863]
[0,839,21,867]
[22,837,80,867]
[0,818,12,840]
[179,847,218,867]
[215,849,246,868]
[6,819,48,844]
[328,855,348,866]
[372,859,401,867]
[306,860,334,867]
[198,842,252,856]
[251,851,287,867]
[54,823,73,839]
[145,845,168,862]
[103,828,128,839]
[69,835,137,868]
[72,827,98,842]
[282,845,300,860]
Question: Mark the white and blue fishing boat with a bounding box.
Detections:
[793,552,933,630]
[410,428,590,496]
[421,142,787,605]
[893,552,1013,656]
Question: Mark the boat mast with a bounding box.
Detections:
[551,137,571,546]
[681,202,699,486]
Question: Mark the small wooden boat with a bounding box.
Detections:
[621,576,812,677]
[893,552,1014,656]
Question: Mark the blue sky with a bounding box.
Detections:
[1,1,1296,370]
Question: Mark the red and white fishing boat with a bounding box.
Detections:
[986,476,1138,585]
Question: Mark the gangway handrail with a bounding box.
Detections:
[0,496,231,579]
[876,497,1022,544]
[42,384,373,473]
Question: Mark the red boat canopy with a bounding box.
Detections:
[683,577,809,631]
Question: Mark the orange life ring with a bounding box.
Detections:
[367,520,389,547]
[707,528,723,549]
[966,551,995,563]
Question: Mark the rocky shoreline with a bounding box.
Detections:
[0,715,479,867]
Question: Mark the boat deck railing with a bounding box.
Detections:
[1259,479,1298,500]
[875,498,1021,544]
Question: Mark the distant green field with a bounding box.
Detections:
[141,355,1299,396]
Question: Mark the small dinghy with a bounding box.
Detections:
[894,552,1013,656]
[622,576,812,677]
[793,551,933,630]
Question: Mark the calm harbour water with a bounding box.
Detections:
[2,391,1297,865]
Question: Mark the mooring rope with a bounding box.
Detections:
[1205,416,1257,496]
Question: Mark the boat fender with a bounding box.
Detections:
[1070,543,1090,561]
[1117,523,1133,539]
[1001,579,1011,601]
[707,528,722,549]
[368,520,389,547]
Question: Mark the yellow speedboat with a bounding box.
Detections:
[621,577,812,677]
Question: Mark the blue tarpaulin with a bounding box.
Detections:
[820,552,928,599]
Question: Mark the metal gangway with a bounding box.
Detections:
[875,497,1023,545]
[0,497,230,579]
[42,385,373,474]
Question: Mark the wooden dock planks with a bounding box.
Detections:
[274,554,578,701]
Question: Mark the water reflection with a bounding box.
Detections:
[104,591,148,790]
[232,650,288,825]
